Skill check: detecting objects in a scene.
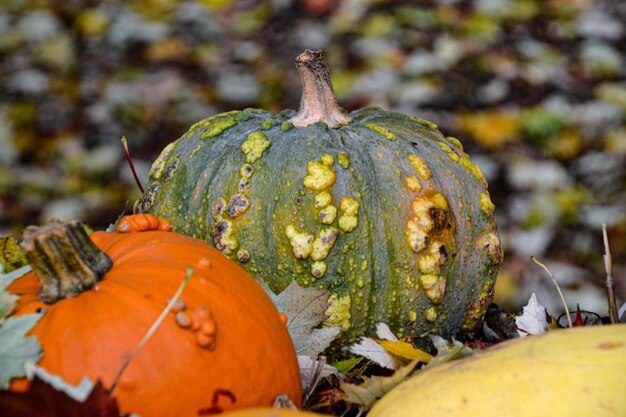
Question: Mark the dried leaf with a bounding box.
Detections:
[25,364,95,402]
[0,291,18,322]
[299,355,339,403]
[0,376,123,417]
[340,359,420,410]
[427,335,475,368]
[375,322,398,341]
[0,265,32,290]
[270,281,341,356]
[0,313,44,389]
[347,337,402,370]
[377,340,433,363]
[515,292,549,337]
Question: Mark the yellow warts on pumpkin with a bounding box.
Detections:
[417,118,438,130]
[314,190,333,208]
[408,155,431,180]
[212,219,238,255]
[148,141,177,180]
[226,194,250,218]
[446,136,464,150]
[439,142,461,162]
[362,123,396,141]
[406,220,429,253]
[318,205,338,224]
[418,254,438,274]
[480,193,495,215]
[241,131,271,163]
[285,225,314,260]
[311,227,339,261]
[338,197,359,232]
[406,193,450,254]
[320,153,335,166]
[419,274,446,304]
[477,229,503,265]
[237,248,250,263]
[240,164,254,178]
[338,152,350,168]
[462,279,495,331]
[311,261,327,278]
[404,176,421,192]
[410,197,436,233]
[324,293,352,331]
[425,306,437,322]
[192,111,241,140]
[303,159,336,191]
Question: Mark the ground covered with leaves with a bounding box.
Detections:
[0,0,624,324]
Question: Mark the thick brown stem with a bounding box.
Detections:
[21,220,113,304]
[289,50,352,128]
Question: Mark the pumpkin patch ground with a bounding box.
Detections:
[1,48,625,417]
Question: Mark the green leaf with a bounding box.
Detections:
[331,356,363,374]
[0,313,44,389]
[0,236,28,274]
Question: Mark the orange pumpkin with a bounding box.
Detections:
[8,214,302,416]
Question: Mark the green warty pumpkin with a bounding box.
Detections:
[140,50,502,347]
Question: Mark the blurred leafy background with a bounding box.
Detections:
[1,0,624,315]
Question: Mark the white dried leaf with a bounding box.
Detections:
[298,355,339,387]
[375,322,399,342]
[24,363,95,402]
[516,292,549,337]
[347,337,402,370]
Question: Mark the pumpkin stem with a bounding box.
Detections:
[21,220,113,304]
[289,49,352,128]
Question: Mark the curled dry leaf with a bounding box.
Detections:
[515,292,550,337]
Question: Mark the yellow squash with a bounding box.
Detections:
[370,325,626,417]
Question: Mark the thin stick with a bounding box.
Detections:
[121,136,145,194]
[531,257,572,328]
[602,224,619,324]
[110,267,194,393]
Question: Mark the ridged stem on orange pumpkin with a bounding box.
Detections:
[20,220,113,304]
[289,49,352,128]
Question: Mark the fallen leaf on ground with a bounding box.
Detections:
[515,292,550,337]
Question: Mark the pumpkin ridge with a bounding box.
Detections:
[258,125,301,292]
[339,128,390,339]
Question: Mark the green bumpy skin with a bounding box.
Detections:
[140,106,502,350]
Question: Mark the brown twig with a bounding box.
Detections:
[602,224,619,324]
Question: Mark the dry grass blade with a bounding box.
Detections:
[110,267,194,392]
[602,224,619,324]
[531,257,572,328]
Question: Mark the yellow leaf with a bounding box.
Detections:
[457,110,520,149]
[378,340,433,363]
